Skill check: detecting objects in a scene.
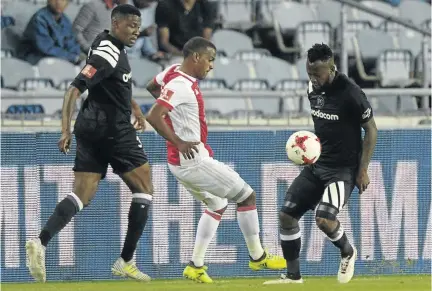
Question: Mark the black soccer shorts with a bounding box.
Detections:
[73,130,148,179]
[281,163,357,220]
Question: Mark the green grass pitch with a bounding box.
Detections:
[2,276,431,291]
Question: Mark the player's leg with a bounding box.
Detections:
[110,133,152,281]
[178,181,228,283]
[264,166,323,285]
[315,176,357,283]
[26,138,106,282]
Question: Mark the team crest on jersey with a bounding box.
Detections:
[81,64,97,78]
[316,96,325,109]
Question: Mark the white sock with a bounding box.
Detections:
[237,206,264,260]
[191,209,221,267]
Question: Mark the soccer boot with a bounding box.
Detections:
[111,258,151,282]
[337,246,357,283]
[263,273,304,285]
[25,238,46,282]
[183,263,213,283]
[249,250,287,271]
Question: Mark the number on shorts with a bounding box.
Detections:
[137,136,143,148]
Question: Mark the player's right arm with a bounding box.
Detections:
[146,81,200,159]
[59,40,119,154]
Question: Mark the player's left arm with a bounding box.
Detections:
[353,89,378,194]
[131,98,146,132]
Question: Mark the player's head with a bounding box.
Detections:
[306,43,336,90]
[111,4,141,47]
[47,0,69,15]
[182,37,216,80]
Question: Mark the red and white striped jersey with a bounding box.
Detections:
[154,64,213,166]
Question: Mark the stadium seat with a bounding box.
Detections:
[398,31,426,57]
[0,58,37,89]
[315,1,354,28]
[232,79,270,91]
[296,21,332,55]
[211,30,254,57]
[376,50,414,87]
[399,0,431,25]
[353,30,396,59]
[219,1,255,30]
[199,79,228,90]
[340,21,373,56]
[36,57,78,88]
[254,56,297,88]
[28,87,72,114]
[211,58,251,88]
[272,2,316,30]
[205,96,249,117]
[129,59,163,88]
[370,95,418,115]
[1,28,20,58]
[414,47,431,85]
[283,96,302,114]
[6,104,45,115]
[2,1,42,36]
[249,95,282,117]
[352,1,399,27]
[296,57,309,80]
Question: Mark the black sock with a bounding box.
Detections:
[332,233,354,257]
[281,237,301,277]
[120,196,152,262]
[39,195,82,247]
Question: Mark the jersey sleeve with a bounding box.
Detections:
[71,39,120,92]
[153,64,179,86]
[350,88,373,124]
[155,79,194,111]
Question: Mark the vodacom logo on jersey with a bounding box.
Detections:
[310,109,340,121]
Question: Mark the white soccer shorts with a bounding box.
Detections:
[168,157,254,211]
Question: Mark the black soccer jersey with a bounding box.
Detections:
[71,30,133,139]
[307,72,373,168]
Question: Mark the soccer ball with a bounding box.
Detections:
[286,131,321,165]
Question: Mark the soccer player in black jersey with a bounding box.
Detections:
[265,44,378,285]
[25,4,153,282]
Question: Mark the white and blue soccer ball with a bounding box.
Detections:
[286,130,321,165]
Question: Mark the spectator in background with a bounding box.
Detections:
[73,0,128,53]
[127,0,165,60]
[17,0,85,65]
[1,15,15,29]
[155,0,215,56]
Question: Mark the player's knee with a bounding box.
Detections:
[204,198,228,215]
[73,174,100,206]
[236,191,256,208]
[279,211,298,229]
[315,217,337,233]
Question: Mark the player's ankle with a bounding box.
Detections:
[250,251,266,262]
[286,272,302,280]
[189,261,203,268]
[341,245,354,258]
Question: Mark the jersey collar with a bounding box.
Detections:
[104,30,125,50]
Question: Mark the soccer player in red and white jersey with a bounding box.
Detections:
[146,37,286,283]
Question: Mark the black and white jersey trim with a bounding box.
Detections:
[92,40,120,68]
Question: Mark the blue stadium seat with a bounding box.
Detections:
[6,104,45,114]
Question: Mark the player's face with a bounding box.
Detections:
[48,0,68,14]
[306,60,334,90]
[114,15,141,47]
[195,47,216,80]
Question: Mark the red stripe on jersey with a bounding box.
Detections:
[156,99,173,110]
[237,205,257,212]
[161,65,213,165]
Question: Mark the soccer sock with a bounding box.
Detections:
[191,209,222,267]
[280,225,301,276]
[120,193,152,262]
[326,221,353,257]
[39,193,83,247]
[237,206,265,261]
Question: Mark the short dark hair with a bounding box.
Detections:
[111,4,141,19]
[182,37,216,58]
[307,43,333,63]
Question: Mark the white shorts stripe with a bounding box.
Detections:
[132,193,153,201]
[337,181,345,210]
[99,40,120,54]
[329,183,339,209]
[322,187,330,203]
[92,50,118,68]
[94,46,119,61]
[280,231,301,241]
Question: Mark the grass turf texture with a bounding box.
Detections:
[2,276,430,291]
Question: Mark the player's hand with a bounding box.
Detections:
[177,140,200,160]
[356,169,370,194]
[133,114,146,132]
[58,131,72,155]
